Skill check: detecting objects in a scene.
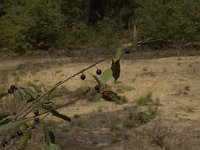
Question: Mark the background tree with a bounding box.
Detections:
[0,0,65,52]
[0,0,200,52]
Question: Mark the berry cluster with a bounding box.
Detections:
[8,85,18,94]
[31,110,40,129]
[79,68,103,93]
[1,48,132,149]
[80,68,102,81]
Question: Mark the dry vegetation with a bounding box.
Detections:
[0,54,200,150]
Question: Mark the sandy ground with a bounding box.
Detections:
[0,55,200,149]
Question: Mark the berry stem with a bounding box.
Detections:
[16,92,94,122]
[14,55,112,119]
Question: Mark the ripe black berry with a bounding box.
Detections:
[2,141,7,147]
[16,130,23,136]
[34,110,39,116]
[95,85,101,91]
[80,74,86,80]
[8,89,13,94]
[96,69,102,75]
[34,118,40,124]
[11,135,16,139]
[10,85,17,91]
[125,48,130,54]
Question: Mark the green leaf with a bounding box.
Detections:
[14,90,25,101]
[42,101,54,112]
[92,75,105,87]
[22,88,38,99]
[19,123,29,131]
[0,117,12,126]
[43,102,71,122]
[101,69,113,82]
[0,112,13,120]
[0,92,8,100]
[16,123,32,150]
[43,143,61,150]
[28,83,43,93]
[111,59,120,82]
[113,48,122,61]
[112,83,135,91]
[51,110,71,122]
[0,112,13,126]
[0,118,32,131]
[93,75,101,85]
[47,92,64,100]
[91,93,102,102]
[43,125,55,144]
[102,91,122,104]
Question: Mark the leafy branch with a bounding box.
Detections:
[0,47,134,150]
[15,55,112,119]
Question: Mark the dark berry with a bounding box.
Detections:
[125,48,130,54]
[80,74,86,80]
[8,89,13,94]
[34,110,39,116]
[34,118,40,124]
[4,141,8,145]
[11,135,16,139]
[17,130,23,136]
[95,85,101,91]
[2,141,7,147]
[10,85,17,91]
[96,69,102,75]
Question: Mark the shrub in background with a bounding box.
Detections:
[0,0,65,52]
[134,0,200,45]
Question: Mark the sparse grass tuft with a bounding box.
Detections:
[143,67,148,71]
[72,116,85,128]
[61,125,71,132]
[73,114,80,119]
[185,106,196,113]
[136,93,154,106]
[123,121,135,129]
[188,63,193,68]
[184,86,190,91]
[110,126,121,132]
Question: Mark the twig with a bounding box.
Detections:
[15,55,111,119]
[17,92,94,122]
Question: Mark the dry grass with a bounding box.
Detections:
[0,55,200,149]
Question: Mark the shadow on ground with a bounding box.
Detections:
[50,107,200,150]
